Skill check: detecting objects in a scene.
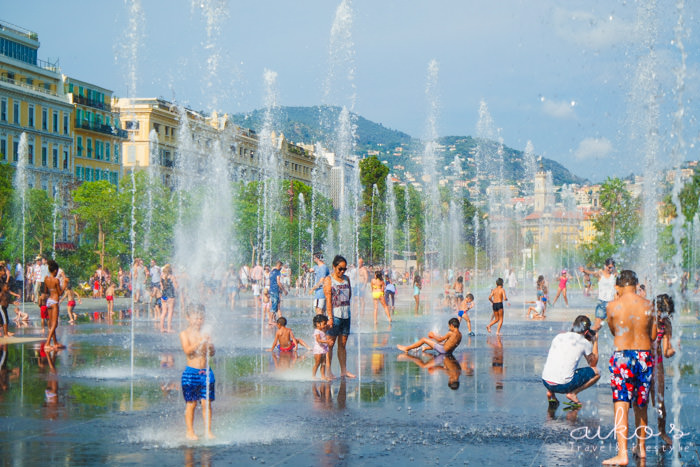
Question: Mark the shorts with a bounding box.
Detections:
[67,300,76,307]
[458,309,470,318]
[543,367,596,394]
[609,350,653,407]
[327,316,351,337]
[455,293,464,301]
[595,300,608,319]
[40,305,48,320]
[413,286,420,296]
[279,342,296,352]
[106,296,114,302]
[433,342,446,354]
[492,302,504,312]
[270,294,280,313]
[182,366,216,402]
[313,298,326,311]
[151,283,161,292]
[385,291,395,306]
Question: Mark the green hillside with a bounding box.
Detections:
[231,106,585,187]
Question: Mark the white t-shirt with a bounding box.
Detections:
[541,332,592,385]
[598,273,616,301]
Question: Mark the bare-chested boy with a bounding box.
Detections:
[44,260,67,351]
[268,316,309,352]
[179,305,215,440]
[397,317,462,354]
[486,278,509,334]
[603,270,657,466]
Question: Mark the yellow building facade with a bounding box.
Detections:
[67,77,126,186]
[0,20,73,196]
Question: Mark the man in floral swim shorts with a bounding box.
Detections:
[603,270,657,466]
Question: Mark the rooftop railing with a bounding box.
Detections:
[0,74,58,97]
[75,118,128,138]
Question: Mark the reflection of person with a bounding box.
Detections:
[488,335,505,390]
[603,270,656,466]
[397,352,461,390]
[323,255,356,379]
[541,315,600,408]
[179,305,215,440]
[397,318,462,354]
[651,294,676,446]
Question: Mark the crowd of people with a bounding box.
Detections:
[0,251,683,463]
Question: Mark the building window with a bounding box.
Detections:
[87,138,92,158]
[42,146,47,167]
[63,148,69,170]
[105,142,111,161]
[42,108,48,130]
[13,102,20,124]
[13,141,18,162]
[114,144,120,163]
[63,114,69,135]
[28,144,33,165]
[75,165,82,180]
[53,147,58,168]
[62,219,68,242]
[53,111,58,133]
[28,105,34,127]
[77,136,83,157]
[153,123,160,133]
[0,137,5,161]
[0,98,6,121]
[125,120,139,130]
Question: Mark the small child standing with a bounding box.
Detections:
[38,286,48,333]
[105,282,116,318]
[312,314,331,380]
[262,288,273,325]
[384,278,396,314]
[486,278,509,335]
[457,293,475,336]
[179,305,215,441]
[62,285,82,323]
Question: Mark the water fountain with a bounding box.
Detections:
[384,174,397,268]
[13,133,28,316]
[143,128,160,254]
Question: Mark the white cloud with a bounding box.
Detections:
[553,8,638,49]
[541,97,576,119]
[574,137,613,160]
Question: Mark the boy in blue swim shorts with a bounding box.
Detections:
[179,305,215,440]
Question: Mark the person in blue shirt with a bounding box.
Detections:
[268,261,286,319]
[311,253,330,314]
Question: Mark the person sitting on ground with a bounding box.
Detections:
[268,316,309,353]
[397,318,462,354]
[541,315,600,409]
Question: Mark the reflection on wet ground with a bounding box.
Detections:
[1,290,698,465]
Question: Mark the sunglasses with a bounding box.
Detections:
[337,267,347,272]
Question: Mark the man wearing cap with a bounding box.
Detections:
[541,315,600,408]
[311,253,330,314]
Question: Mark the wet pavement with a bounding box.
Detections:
[1,289,698,466]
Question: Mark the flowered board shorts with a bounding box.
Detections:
[609,350,653,407]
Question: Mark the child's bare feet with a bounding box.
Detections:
[205,432,215,440]
[186,432,198,441]
[396,345,409,352]
[486,325,491,334]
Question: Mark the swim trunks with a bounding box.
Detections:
[106,296,114,302]
[278,342,296,352]
[458,310,466,318]
[609,350,653,407]
[67,300,76,307]
[433,343,446,354]
[181,366,216,402]
[40,305,48,319]
[492,302,504,312]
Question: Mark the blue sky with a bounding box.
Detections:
[4,0,699,181]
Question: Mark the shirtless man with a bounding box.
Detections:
[44,260,67,351]
[486,278,509,335]
[397,318,462,354]
[603,270,657,466]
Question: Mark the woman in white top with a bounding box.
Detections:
[579,258,617,330]
[323,255,356,379]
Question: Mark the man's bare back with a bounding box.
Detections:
[442,329,462,353]
[607,287,656,350]
[489,286,507,304]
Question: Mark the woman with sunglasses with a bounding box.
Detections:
[579,258,616,331]
[323,255,356,379]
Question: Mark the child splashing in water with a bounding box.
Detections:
[179,305,215,441]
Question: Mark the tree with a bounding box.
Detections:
[72,181,122,268]
[0,163,14,244]
[26,189,55,255]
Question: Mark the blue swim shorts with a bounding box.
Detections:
[595,299,608,319]
[182,366,215,402]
